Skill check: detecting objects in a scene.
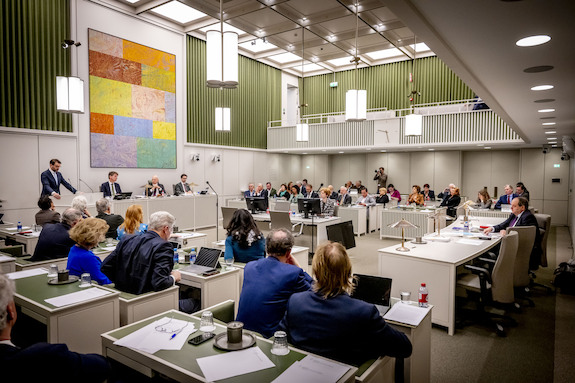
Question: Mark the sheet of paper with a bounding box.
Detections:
[7,268,48,280]
[44,287,112,307]
[114,317,197,354]
[384,302,430,326]
[0,255,14,262]
[273,355,350,383]
[456,238,484,246]
[5,226,31,231]
[197,347,275,382]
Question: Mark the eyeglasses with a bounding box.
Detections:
[154,317,189,335]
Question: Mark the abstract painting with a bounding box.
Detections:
[88,29,176,168]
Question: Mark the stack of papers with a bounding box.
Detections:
[384,302,431,326]
[114,316,197,354]
[45,288,113,307]
[7,269,48,280]
[272,355,350,383]
[197,347,275,381]
[455,238,484,246]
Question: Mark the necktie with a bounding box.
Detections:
[510,216,517,227]
[508,195,511,204]
[53,171,59,186]
[111,183,116,196]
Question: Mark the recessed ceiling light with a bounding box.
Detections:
[531,85,554,91]
[546,137,557,140]
[477,144,484,146]
[428,148,435,151]
[524,65,554,73]
[544,131,557,134]
[151,1,206,24]
[542,122,556,126]
[125,0,140,3]
[484,147,491,150]
[538,108,555,113]
[339,151,345,154]
[516,35,551,47]
[552,145,558,147]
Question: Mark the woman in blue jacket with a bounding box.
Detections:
[224,209,265,263]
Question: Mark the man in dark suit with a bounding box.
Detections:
[494,184,518,209]
[145,175,166,197]
[0,274,110,382]
[337,186,352,205]
[95,198,124,238]
[236,229,312,338]
[100,171,122,198]
[244,183,255,198]
[328,185,338,200]
[40,159,77,199]
[101,211,181,295]
[305,184,319,199]
[174,174,192,196]
[255,183,269,208]
[30,208,83,262]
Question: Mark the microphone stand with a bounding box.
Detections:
[79,178,94,193]
[206,181,219,242]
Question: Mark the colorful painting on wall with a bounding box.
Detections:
[88,29,176,168]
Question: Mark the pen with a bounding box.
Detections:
[169,333,177,340]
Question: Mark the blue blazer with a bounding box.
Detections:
[30,222,75,262]
[236,256,312,338]
[224,235,265,263]
[495,193,518,209]
[100,182,122,197]
[41,169,76,196]
[67,245,112,285]
[279,291,412,366]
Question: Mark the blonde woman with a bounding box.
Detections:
[117,204,147,239]
[67,218,112,285]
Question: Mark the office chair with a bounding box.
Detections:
[532,214,553,293]
[273,200,291,212]
[508,226,537,308]
[456,231,518,337]
[269,211,303,236]
[221,207,237,230]
[172,184,178,195]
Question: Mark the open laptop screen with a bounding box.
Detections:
[351,274,392,315]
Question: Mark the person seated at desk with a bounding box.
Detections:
[352,180,365,192]
[116,204,147,240]
[255,183,268,199]
[244,183,255,198]
[146,175,166,197]
[337,186,352,205]
[288,185,303,203]
[375,187,389,205]
[236,229,312,338]
[356,188,376,207]
[0,274,111,382]
[305,184,319,199]
[224,209,265,264]
[345,181,353,191]
[40,158,77,199]
[437,183,455,200]
[387,184,401,203]
[266,182,277,199]
[476,189,492,209]
[35,195,60,226]
[30,208,83,262]
[439,185,461,217]
[494,184,517,209]
[277,184,289,199]
[421,183,435,201]
[319,188,335,216]
[516,182,530,201]
[174,173,192,196]
[100,171,121,198]
[95,198,124,238]
[279,242,412,366]
[407,185,425,206]
[71,195,90,218]
[67,218,113,286]
[328,185,338,200]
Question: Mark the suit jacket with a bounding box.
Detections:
[0,342,110,382]
[67,245,112,285]
[320,198,335,216]
[101,230,174,295]
[440,195,461,217]
[173,182,191,196]
[421,190,435,200]
[337,194,352,205]
[376,194,389,204]
[95,212,124,238]
[35,209,61,226]
[307,191,319,199]
[40,169,76,196]
[225,235,266,263]
[329,191,339,200]
[236,256,313,338]
[279,291,412,366]
[146,183,166,197]
[244,190,256,198]
[100,182,122,197]
[356,194,376,207]
[30,222,75,261]
[493,209,542,268]
[495,193,518,209]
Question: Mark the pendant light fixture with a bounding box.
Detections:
[345,2,366,121]
[57,40,84,113]
[405,36,422,136]
[206,0,238,89]
[296,27,309,141]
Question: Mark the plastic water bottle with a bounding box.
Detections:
[463,216,470,232]
[17,221,22,231]
[173,248,179,265]
[190,248,197,264]
[419,283,429,308]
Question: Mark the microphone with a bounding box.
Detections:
[315,183,324,192]
[79,178,94,193]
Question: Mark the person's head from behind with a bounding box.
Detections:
[122,204,144,234]
[69,218,109,250]
[0,274,16,337]
[227,209,261,246]
[49,158,61,172]
[37,195,54,211]
[148,211,175,240]
[266,228,294,259]
[379,187,387,195]
[96,198,111,215]
[71,195,88,212]
[108,171,118,182]
[62,208,83,228]
[320,187,330,200]
[312,242,354,299]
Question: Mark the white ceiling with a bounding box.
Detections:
[101,0,575,149]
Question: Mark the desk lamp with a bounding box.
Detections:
[188,182,198,193]
[388,219,418,252]
[428,207,448,237]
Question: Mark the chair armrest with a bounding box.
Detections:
[478,257,496,264]
[292,222,304,236]
[464,264,492,284]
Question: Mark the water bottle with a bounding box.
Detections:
[190,248,197,264]
[173,248,179,265]
[17,221,22,231]
[419,283,429,308]
[463,216,470,232]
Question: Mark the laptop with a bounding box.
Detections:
[113,192,132,200]
[500,204,512,213]
[351,274,392,316]
[181,247,222,274]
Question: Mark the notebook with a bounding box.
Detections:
[351,274,392,316]
[181,247,222,274]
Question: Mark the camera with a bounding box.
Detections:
[374,169,379,173]
[561,152,570,161]
[542,145,549,154]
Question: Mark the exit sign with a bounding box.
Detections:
[554,164,560,168]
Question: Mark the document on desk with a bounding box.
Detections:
[45,288,112,307]
[197,347,275,381]
[455,238,484,246]
[272,355,350,383]
[114,316,196,354]
[7,268,48,280]
[5,226,31,231]
[384,303,431,327]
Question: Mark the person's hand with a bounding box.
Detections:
[286,253,301,268]
[171,270,182,282]
[483,227,493,235]
[84,209,91,217]
[500,229,507,237]
[53,192,61,200]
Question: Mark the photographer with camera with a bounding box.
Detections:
[373,167,388,189]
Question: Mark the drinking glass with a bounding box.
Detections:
[271,331,289,355]
[199,311,216,332]
[47,264,58,278]
[401,291,411,304]
[79,273,91,287]
[224,257,234,270]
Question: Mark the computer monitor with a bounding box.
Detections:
[326,220,356,249]
[113,192,132,200]
[245,197,267,214]
[297,198,321,219]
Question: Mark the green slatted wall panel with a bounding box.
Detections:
[187,36,281,149]
[0,0,71,131]
[300,56,475,116]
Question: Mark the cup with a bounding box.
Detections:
[184,253,190,263]
[271,331,289,355]
[105,237,113,245]
[199,311,216,332]
[400,291,411,304]
[57,269,69,282]
[415,236,422,243]
[224,256,235,270]
[47,264,58,278]
[79,273,91,287]
[227,321,244,344]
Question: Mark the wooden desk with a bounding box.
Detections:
[378,216,502,335]
[172,232,208,250]
[337,206,367,235]
[101,309,357,383]
[15,256,68,272]
[0,254,16,273]
[379,207,445,240]
[0,226,40,253]
[112,285,179,326]
[12,273,119,354]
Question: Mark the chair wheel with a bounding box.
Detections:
[496,324,506,337]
